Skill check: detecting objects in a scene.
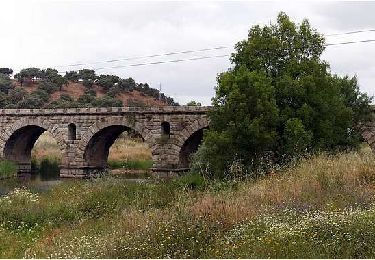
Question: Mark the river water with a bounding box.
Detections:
[0,171,151,196]
[0,174,64,196]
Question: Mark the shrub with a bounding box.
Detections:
[173,172,206,191]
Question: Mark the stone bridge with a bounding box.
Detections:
[0,106,210,178]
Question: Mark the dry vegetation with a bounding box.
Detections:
[32,132,152,165]
[2,148,375,257]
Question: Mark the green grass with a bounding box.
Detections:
[2,150,375,258]
[108,159,153,170]
[0,160,17,179]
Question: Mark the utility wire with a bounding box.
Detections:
[57,46,229,68]
[325,39,375,46]
[55,38,375,73]
[325,29,375,36]
[55,29,375,70]
[57,54,231,73]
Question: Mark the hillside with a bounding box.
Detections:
[12,80,171,108]
[0,68,178,109]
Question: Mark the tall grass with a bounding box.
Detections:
[2,148,375,258]
[0,160,17,179]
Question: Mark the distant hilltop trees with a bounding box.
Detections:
[0,68,178,109]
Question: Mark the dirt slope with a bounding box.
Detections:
[12,80,169,107]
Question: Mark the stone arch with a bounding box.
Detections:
[176,118,209,168]
[78,117,147,168]
[0,118,66,173]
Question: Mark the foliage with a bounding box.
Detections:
[186,100,202,106]
[5,88,27,108]
[0,73,13,94]
[42,68,67,90]
[33,158,59,180]
[195,12,372,179]
[48,94,77,108]
[108,159,153,170]
[118,77,136,91]
[14,68,43,86]
[5,67,178,108]
[78,69,97,81]
[64,70,79,81]
[96,74,120,90]
[0,160,17,178]
[93,95,123,107]
[173,172,206,191]
[0,68,13,75]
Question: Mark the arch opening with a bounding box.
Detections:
[68,123,77,140]
[178,128,205,168]
[4,125,62,178]
[161,121,171,137]
[84,125,152,174]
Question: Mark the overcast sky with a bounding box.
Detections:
[1,1,375,105]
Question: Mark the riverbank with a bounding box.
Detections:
[1,148,375,258]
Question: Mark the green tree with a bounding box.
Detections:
[195,12,372,179]
[14,68,43,86]
[97,74,120,90]
[0,68,13,75]
[42,68,67,91]
[64,71,79,82]
[0,73,13,94]
[186,101,202,106]
[78,69,96,81]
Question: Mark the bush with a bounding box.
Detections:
[173,172,206,191]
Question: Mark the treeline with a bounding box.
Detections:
[0,68,178,109]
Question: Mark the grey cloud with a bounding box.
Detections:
[312,2,375,31]
[1,1,374,105]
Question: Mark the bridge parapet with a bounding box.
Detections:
[0,106,211,116]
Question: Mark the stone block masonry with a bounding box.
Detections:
[0,106,210,178]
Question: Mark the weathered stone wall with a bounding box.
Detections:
[360,106,375,151]
[0,106,210,177]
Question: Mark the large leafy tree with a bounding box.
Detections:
[195,12,372,179]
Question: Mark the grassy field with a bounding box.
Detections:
[2,147,375,257]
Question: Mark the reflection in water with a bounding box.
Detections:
[0,171,152,196]
[0,173,62,196]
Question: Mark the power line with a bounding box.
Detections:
[57,54,230,73]
[325,29,375,37]
[54,37,375,74]
[53,29,375,71]
[57,46,229,68]
[325,39,375,46]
